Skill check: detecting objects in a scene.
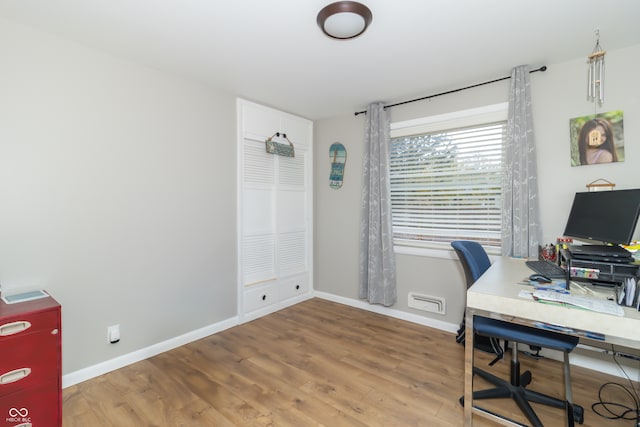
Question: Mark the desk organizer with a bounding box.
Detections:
[560,248,639,285]
[615,277,640,309]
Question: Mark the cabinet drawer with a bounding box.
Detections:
[279,276,309,300]
[243,282,278,313]
[0,380,60,427]
[0,310,59,339]
[0,329,59,398]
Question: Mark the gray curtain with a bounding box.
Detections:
[502,65,541,258]
[359,102,397,306]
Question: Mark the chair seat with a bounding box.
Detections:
[474,316,579,352]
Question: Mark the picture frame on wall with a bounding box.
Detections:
[569,110,624,166]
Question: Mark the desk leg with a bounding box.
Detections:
[464,308,474,426]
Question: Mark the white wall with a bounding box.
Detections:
[2,14,638,383]
[0,18,238,375]
[534,46,640,243]
[314,44,640,330]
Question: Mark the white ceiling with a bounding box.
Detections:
[1,0,639,120]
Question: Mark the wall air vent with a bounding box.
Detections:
[408,292,445,315]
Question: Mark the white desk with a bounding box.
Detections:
[464,257,640,426]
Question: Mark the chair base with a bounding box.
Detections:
[460,366,584,426]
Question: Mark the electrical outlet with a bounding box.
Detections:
[107,324,120,344]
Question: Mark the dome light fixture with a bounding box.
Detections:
[317,1,372,40]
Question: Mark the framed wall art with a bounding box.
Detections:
[569,110,624,166]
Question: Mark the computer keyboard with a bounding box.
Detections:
[532,290,624,316]
[526,260,567,279]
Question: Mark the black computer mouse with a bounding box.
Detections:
[529,274,552,283]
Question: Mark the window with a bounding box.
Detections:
[389,104,507,254]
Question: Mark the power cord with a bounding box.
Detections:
[590,350,640,426]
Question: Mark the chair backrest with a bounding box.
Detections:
[451,240,503,361]
[451,240,491,288]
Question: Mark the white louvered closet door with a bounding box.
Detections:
[237,99,313,322]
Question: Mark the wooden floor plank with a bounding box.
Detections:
[63,298,639,426]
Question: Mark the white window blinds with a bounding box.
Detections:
[389,121,506,251]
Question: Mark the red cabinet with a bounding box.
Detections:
[0,294,61,427]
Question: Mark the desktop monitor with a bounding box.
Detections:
[563,189,640,245]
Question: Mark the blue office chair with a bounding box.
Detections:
[453,240,505,364]
[451,240,584,427]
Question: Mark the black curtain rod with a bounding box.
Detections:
[354,65,547,116]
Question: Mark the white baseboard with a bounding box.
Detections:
[313,291,640,382]
[62,316,238,388]
[63,292,639,388]
[313,291,460,333]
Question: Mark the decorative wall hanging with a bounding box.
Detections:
[569,110,624,166]
[329,142,347,188]
[587,30,606,106]
[265,132,295,157]
[586,178,615,192]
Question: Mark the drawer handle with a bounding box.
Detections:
[0,321,32,336]
[0,368,31,384]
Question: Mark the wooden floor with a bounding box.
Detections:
[63,298,639,426]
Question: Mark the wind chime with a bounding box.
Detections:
[587,30,606,106]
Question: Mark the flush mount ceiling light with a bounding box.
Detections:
[317,1,372,40]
